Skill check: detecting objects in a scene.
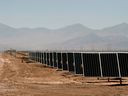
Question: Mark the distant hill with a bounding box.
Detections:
[98,23,128,36]
[0,22,128,50]
[43,23,128,50]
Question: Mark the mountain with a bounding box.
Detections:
[52,34,128,50]
[0,23,17,38]
[46,23,128,50]
[54,23,94,39]
[0,22,128,50]
[56,23,93,33]
[98,23,128,36]
[0,23,93,50]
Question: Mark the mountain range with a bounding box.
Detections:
[0,22,128,50]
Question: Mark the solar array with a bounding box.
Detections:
[29,51,128,78]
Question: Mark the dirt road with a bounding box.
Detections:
[0,53,128,96]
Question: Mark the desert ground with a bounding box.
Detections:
[0,52,128,96]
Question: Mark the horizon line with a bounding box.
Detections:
[0,22,127,30]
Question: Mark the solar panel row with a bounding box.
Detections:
[29,51,128,77]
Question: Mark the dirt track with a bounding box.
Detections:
[0,53,128,96]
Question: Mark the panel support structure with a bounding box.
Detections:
[99,53,103,77]
[116,53,121,78]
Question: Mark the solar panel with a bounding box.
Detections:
[37,52,39,62]
[62,53,68,70]
[83,53,101,76]
[39,52,42,63]
[32,52,35,60]
[52,53,54,67]
[41,53,44,64]
[36,52,38,62]
[31,52,34,60]
[29,52,32,60]
[56,53,58,68]
[34,52,36,61]
[46,53,50,66]
[53,52,57,68]
[118,53,128,77]
[57,53,62,69]
[100,53,119,77]
[67,53,74,72]
[38,52,41,63]
[33,52,35,61]
[44,52,46,64]
[33,53,35,60]
[74,53,83,74]
[29,51,128,79]
[50,53,53,67]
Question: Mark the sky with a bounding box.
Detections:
[0,0,128,29]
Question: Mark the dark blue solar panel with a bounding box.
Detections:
[29,51,128,78]
[100,53,119,77]
[44,52,46,64]
[67,53,74,72]
[50,53,53,67]
[62,53,68,70]
[46,53,50,66]
[41,53,44,64]
[83,53,101,76]
[57,53,62,69]
[53,52,57,68]
[118,53,128,77]
[74,53,83,74]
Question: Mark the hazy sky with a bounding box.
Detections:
[0,0,128,29]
